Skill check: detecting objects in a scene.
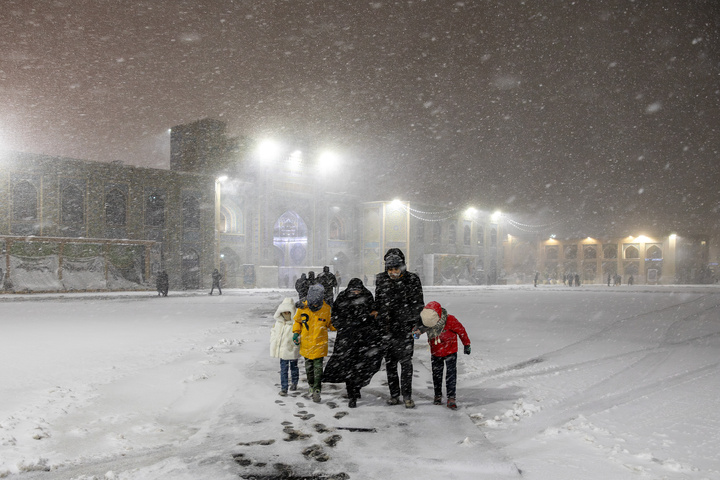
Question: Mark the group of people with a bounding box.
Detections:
[294,266,338,305]
[270,248,472,410]
[563,273,581,286]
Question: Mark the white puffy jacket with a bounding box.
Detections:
[270,297,300,360]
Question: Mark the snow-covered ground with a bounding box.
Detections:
[1,285,719,479]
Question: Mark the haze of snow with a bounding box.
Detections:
[1,285,719,479]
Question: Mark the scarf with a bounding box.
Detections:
[426,308,448,344]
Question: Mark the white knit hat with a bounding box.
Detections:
[420,307,440,327]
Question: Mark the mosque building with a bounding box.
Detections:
[1,118,716,292]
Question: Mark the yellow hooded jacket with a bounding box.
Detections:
[293,301,335,360]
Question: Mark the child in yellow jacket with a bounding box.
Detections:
[293,284,335,403]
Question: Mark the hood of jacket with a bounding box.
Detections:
[307,284,325,311]
[274,297,297,322]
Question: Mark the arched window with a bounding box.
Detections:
[583,245,597,259]
[625,245,640,259]
[546,246,559,260]
[183,195,201,229]
[329,216,345,240]
[564,245,578,259]
[490,227,497,247]
[647,245,663,259]
[463,225,471,246]
[61,185,84,225]
[603,244,618,259]
[146,191,165,227]
[13,181,37,221]
[448,224,457,244]
[105,188,126,226]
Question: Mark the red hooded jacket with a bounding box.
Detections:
[423,301,471,357]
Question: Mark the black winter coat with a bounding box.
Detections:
[322,281,384,386]
[374,270,424,338]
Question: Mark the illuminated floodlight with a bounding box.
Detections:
[216,175,228,183]
[669,233,677,239]
[465,207,477,216]
[389,199,404,210]
[491,210,502,222]
[317,151,340,173]
[256,139,282,161]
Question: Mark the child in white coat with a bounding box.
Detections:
[270,297,300,396]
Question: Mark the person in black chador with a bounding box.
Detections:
[295,273,309,301]
[209,268,222,295]
[317,266,338,305]
[156,270,169,297]
[374,248,424,408]
[323,278,384,408]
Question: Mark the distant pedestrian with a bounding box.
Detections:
[534,272,539,287]
[295,273,309,301]
[307,271,317,286]
[317,266,337,305]
[628,275,634,285]
[209,268,222,295]
[574,273,580,287]
[607,273,611,287]
[156,270,169,297]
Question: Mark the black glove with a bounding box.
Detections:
[295,300,304,308]
[464,345,471,355]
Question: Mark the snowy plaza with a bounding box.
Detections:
[1,284,719,479]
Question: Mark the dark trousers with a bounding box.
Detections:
[385,336,414,398]
[431,353,457,398]
[346,381,361,400]
[304,357,324,393]
[210,282,222,294]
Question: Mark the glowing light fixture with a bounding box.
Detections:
[257,139,282,161]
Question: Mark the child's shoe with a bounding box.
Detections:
[403,397,415,409]
[312,390,321,403]
[290,383,298,391]
[434,396,442,405]
[386,397,401,405]
[447,397,457,410]
[348,398,357,408]
[279,390,287,397]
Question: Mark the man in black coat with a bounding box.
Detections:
[295,273,309,301]
[317,266,338,305]
[374,248,424,408]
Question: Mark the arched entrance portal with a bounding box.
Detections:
[273,211,309,285]
[181,249,200,290]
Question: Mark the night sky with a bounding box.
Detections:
[1,1,719,237]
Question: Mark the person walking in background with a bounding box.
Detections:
[270,297,300,396]
[293,284,335,403]
[323,278,384,408]
[209,268,222,295]
[414,301,471,409]
[317,266,337,305]
[156,270,169,297]
[374,248,424,408]
[295,273,309,301]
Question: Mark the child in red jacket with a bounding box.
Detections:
[415,301,471,410]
